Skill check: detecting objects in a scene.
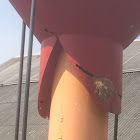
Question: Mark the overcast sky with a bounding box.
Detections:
[0,1,140,65]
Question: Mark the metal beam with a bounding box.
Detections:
[114,114,119,140]
[14,21,26,140]
[21,0,36,139]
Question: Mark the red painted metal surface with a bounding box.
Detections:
[38,37,63,118]
[9,0,140,48]
[9,0,140,118]
[39,35,122,118]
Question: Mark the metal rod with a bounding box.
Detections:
[21,0,36,139]
[14,21,26,140]
[114,114,119,140]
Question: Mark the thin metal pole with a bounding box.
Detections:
[114,114,119,140]
[22,0,36,139]
[14,21,26,140]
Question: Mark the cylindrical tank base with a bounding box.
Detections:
[48,50,108,140]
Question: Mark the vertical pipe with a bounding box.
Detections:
[22,0,36,139]
[114,114,119,140]
[48,50,108,140]
[14,21,26,140]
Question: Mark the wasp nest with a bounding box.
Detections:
[94,77,116,104]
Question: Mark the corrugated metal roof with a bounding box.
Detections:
[0,72,140,139]
[108,72,140,140]
[0,55,40,85]
[123,40,140,72]
[0,83,49,140]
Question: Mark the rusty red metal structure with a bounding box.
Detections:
[10,0,140,47]
[9,0,140,140]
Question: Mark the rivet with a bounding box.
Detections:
[130,25,134,29]
[59,134,62,139]
[60,114,63,122]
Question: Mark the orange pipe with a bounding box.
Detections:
[48,50,108,140]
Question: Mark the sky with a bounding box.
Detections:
[0,1,140,64]
[0,0,40,64]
